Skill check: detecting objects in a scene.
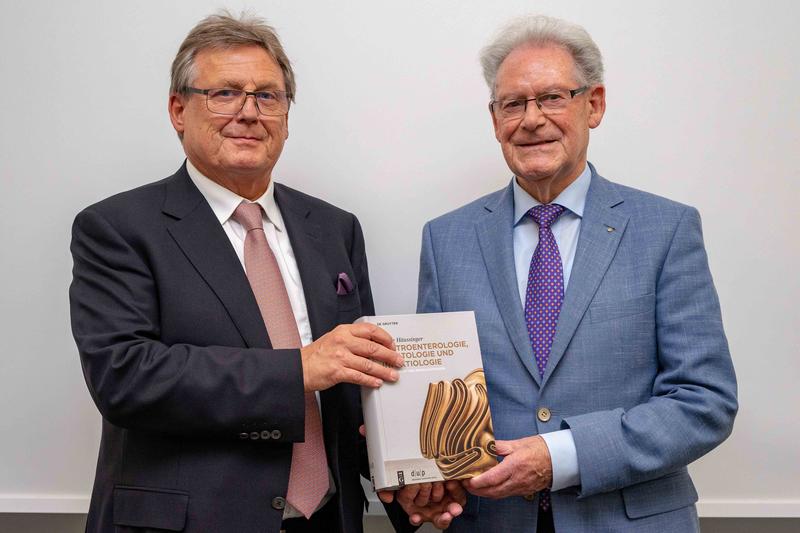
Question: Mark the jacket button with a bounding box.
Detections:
[261,430,272,440]
[271,430,282,440]
[272,496,286,510]
[537,407,551,422]
[239,432,249,440]
[249,431,260,440]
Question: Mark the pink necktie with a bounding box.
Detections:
[232,201,329,518]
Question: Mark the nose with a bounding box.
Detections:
[236,94,260,121]
[519,99,547,129]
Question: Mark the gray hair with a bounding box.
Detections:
[170,10,296,101]
[480,15,604,98]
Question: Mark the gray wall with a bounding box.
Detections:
[0,0,798,526]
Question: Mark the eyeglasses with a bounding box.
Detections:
[184,87,291,116]
[490,86,588,120]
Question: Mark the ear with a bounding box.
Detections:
[587,84,606,129]
[284,112,289,140]
[168,93,187,137]
[490,104,502,143]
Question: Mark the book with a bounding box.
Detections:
[359,311,498,491]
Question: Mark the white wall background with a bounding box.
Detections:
[0,0,797,517]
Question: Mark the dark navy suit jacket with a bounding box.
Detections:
[70,163,409,533]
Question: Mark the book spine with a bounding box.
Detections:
[356,316,392,491]
[361,384,391,490]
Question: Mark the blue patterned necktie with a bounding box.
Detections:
[524,203,566,512]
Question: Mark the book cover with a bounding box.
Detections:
[359,311,498,491]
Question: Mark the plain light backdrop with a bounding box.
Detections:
[0,0,798,518]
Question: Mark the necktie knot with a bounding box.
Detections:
[232,201,264,232]
[528,204,565,229]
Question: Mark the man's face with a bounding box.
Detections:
[169,45,289,185]
[491,44,605,190]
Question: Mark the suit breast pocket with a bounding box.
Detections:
[588,293,655,324]
[337,289,361,313]
[335,270,361,313]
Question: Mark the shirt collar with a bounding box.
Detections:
[512,163,591,226]
[186,159,284,232]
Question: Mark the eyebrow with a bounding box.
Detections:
[498,86,572,99]
[219,80,284,91]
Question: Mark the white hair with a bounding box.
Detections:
[480,15,604,98]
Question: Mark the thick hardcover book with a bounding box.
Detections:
[359,311,497,491]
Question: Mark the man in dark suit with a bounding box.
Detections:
[69,12,409,533]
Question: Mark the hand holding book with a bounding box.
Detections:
[300,323,404,391]
[378,480,466,530]
[463,435,553,499]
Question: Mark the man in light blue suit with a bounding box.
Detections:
[416,15,737,532]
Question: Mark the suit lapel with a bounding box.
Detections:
[163,165,270,349]
[541,169,628,386]
[274,184,342,444]
[476,183,543,386]
[274,184,338,341]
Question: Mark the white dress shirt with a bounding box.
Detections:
[511,164,592,492]
[186,160,334,518]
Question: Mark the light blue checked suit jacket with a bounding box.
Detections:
[417,166,737,532]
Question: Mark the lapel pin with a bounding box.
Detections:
[606,226,615,232]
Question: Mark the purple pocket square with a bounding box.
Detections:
[336,272,354,295]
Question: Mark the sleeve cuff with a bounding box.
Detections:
[540,429,580,491]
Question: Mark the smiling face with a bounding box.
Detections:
[169,45,289,198]
[491,44,605,202]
